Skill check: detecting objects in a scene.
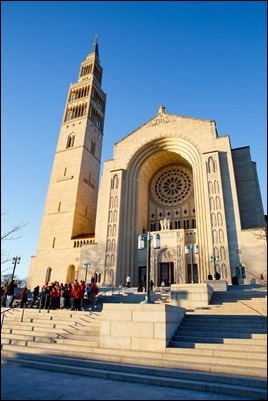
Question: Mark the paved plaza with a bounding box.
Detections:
[1,364,254,400]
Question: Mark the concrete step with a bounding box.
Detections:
[180,323,267,331]
[4,314,101,324]
[2,325,100,336]
[2,331,265,361]
[1,307,102,320]
[1,339,267,375]
[178,327,267,336]
[171,334,267,343]
[165,347,266,360]
[1,332,100,344]
[176,326,267,334]
[1,337,99,348]
[171,313,267,349]
[169,340,267,351]
[2,321,96,330]
[1,352,266,399]
[182,315,267,322]
[2,343,266,378]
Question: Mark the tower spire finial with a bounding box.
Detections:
[158,105,165,114]
[91,32,99,58]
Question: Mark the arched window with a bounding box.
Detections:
[109,269,114,284]
[208,181,214,194]
[216,196,221,209]
[91,139,96,156]
[66,133,75,148]
[236,264,246,279]
[214,180,219,194]
[212,230,218,244]
[217,212,223,226]
[114,196,118,207]
[105,254,110,268]
[210,197,215,210]
[95,270,101,283]
[45,267,52,283]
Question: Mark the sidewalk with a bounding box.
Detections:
[1,365,253,400]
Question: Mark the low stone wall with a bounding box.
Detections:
[169,283,214,309]
[204,279,228,292]
[99,303,185,352]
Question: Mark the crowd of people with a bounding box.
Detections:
[1,280,17,307]
[1,277,99,311]
[137,279,154,292]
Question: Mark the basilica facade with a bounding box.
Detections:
[28,38,266,290]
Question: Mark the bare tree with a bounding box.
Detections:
[1,214,28,272]
[250,227,267,241]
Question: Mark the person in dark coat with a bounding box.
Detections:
[137,281,143,292]
[30,285,40,307]
[5,280,17,307]
[20,287,28,308]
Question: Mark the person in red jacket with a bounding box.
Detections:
[89,277,99,311]
[73,283,82,311]
[79,280,86,310]
[69,284,76,311]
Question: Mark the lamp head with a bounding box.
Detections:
[153,233,160,249]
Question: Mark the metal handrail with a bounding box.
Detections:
[1,305,21,331]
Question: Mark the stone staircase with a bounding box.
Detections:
[1,285,267,399]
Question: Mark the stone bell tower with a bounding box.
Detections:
[28,36,106,287]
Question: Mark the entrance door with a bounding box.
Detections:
[159,262,174,286]
[187,263,198,283]
[139,266,146,286]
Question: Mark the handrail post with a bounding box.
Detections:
[1,313,4,332]
[21,302,26,322]
[44,293,48,310]
[47,297,50,313]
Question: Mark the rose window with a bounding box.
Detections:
[150,166,192,206]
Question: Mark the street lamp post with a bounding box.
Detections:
[185,244,199,283]
[138,232,160,304]
[210,255,219,278]
[11,256,21,281]
[83,262,90,282]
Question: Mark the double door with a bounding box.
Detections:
[159,262,174,286]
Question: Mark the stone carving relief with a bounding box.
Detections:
[160,217,171,230]
[208,156,217,174]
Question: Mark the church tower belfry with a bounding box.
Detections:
[51,35,106,240]
[28,36,106,286]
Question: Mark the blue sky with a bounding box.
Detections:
[1,1,267,280]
